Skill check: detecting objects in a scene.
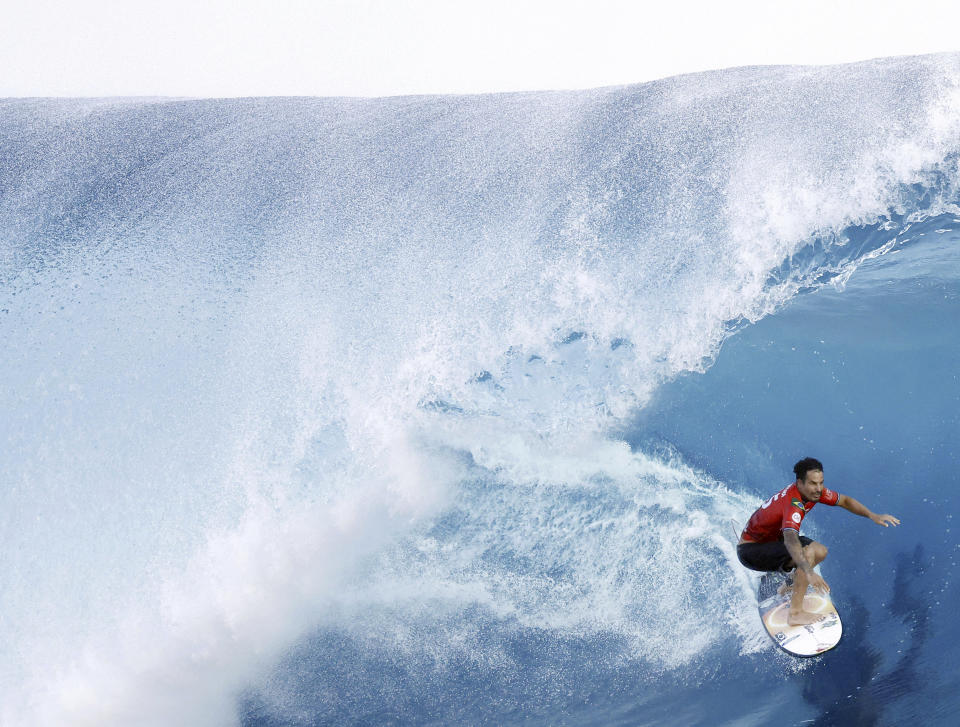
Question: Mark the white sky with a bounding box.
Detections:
[2,0,959,98]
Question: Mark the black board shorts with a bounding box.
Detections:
[737,535,813,573]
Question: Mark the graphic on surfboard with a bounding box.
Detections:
[757,570,842,657]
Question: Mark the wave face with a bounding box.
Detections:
[3,54,960,726]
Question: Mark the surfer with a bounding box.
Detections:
[737,457,900,626]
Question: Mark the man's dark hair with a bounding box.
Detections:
[794,457,823,481]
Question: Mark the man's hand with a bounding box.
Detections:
[806,569,830,594]
[870,513,900,527]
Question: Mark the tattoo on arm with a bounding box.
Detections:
[782,529,811,573]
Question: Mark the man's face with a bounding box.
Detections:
[797,470,824,502]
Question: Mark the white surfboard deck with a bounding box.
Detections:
[757,570,842,657]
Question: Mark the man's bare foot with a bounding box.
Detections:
[777,582,793,597]
[788,610,819,626]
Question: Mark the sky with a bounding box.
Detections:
[2,0,959,98]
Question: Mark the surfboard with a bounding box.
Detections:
[757,570,842,657]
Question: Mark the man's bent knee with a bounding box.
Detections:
[804,542,828,564]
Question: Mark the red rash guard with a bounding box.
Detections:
[741,482,839,543]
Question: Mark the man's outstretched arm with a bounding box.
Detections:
[837,494,900,527]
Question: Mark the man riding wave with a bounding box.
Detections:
[737,457,900,626]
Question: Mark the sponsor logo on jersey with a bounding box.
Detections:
[791,512,802,524]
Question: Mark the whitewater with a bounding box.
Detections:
[2,52,960,726]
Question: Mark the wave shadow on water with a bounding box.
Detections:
[801,544,933,727]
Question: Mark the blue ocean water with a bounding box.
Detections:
[2,54,960,726]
